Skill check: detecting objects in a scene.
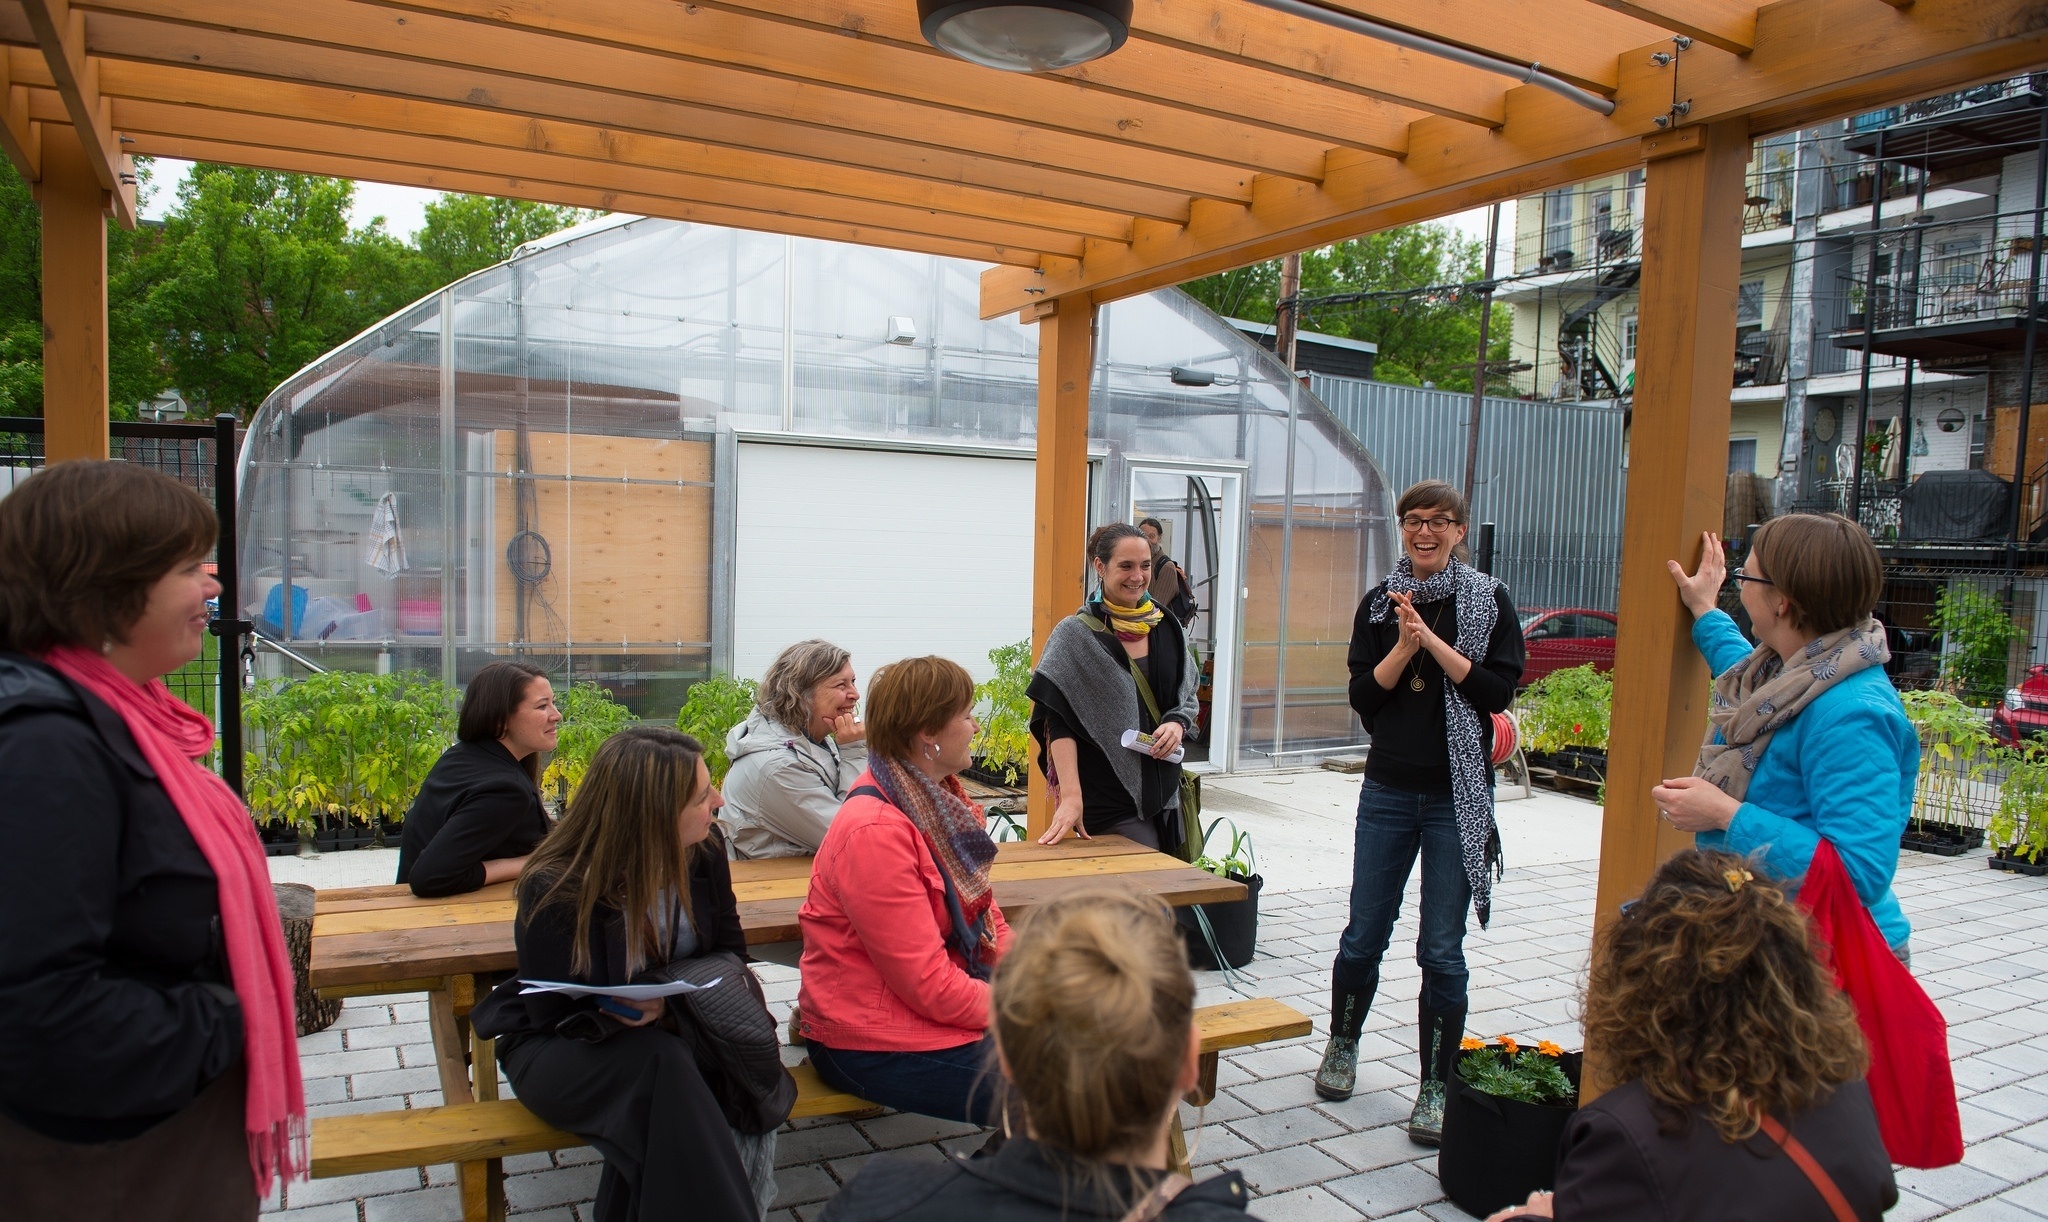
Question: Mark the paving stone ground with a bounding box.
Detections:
[274,824,2048,1220]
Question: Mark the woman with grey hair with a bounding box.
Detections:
[720,639,864,859]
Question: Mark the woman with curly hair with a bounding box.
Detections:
[1487,849,1895,1222]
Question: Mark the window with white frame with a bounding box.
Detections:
[1622,315,1639,362]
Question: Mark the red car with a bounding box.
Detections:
[1994,663,2048,747]
[1519,608,1619,687]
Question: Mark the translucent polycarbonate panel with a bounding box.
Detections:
[242,217,1395,761]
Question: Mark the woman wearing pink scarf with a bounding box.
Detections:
[0,462,304,1219]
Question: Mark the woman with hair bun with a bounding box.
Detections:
[1486,848,1895,1222]
[1028,523,1200,849]
[819,890,1258,1222]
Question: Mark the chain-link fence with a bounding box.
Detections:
[0,417,245,786]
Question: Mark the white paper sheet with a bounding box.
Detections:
[517,978,720,1001]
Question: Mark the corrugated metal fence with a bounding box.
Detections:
[1310,375,1627,611]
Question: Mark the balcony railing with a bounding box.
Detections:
[1851,74,2046,132]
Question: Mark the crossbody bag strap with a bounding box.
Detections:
[1079,611,1165,726]
[1115,1173,1194,1222]
[1758,1115,1858,1222]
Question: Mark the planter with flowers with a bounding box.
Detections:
[1517,664,1612,786]
[1437,1036,1582,1219]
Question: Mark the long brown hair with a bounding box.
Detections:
[993,890,1194,1200]
[458,660,552,785]
[520,726,707,976]
[1584,849,1868,1141]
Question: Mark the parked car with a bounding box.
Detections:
[1993,663,2048,747]
[1519,608,1618,687]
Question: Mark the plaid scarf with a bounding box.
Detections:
[866,753,999,950]
[1698,617,1891,803]
[1095,593,1164,641]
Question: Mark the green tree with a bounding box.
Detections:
[0,158,168,418]
[413,194,589,287]
[1183,223,1511,393]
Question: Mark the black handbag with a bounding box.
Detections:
[642,952,797,1136]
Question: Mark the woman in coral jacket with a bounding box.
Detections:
[797,655,1011,1125]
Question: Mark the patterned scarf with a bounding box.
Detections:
[1369,556,1508,927]
[1096,593,1164,641]
[867,753,1000,952]
[1697,618,1890,803]
[44,645,307,1194]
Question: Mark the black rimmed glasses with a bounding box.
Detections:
[1730,567,1775,586]
[1399,515,1460,534]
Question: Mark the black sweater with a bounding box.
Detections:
[469,836,747,1048]
[820,1137,1256,1222]
[0,653,243,1143]
[396,738,551,897]
[1347,583,1524,793]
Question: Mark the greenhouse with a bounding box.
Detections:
[239,216,1395,772]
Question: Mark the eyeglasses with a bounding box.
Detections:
[1399,516,1461,534]
[1730,567,1776,586]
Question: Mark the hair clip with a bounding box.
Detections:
[1724,867,1753,893]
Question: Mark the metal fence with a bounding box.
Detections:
[0,416,247,791]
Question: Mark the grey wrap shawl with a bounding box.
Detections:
[1032,613,1201,813]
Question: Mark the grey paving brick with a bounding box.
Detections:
[268,1204,363,1222]
[1230,1105,1346,1151]
[299,1046,403,1077]
[1938,1198,2048,1222]
[296,1028,349,1055]
[1315,1087,1419,1133]
[333,1003,398,1028]
[1183,1090,1257,1125]
[363,1187,463,1222]
[773,1162,840,1207]
[1968,1136,2048,1184]
[285,1168,424,1208]
[1997,1173,2048,1216]
[556,1146,603,1167]
[827,1142,949,1184]
[1231,1144,1352,1195]
[503,1163,603,1212]
[345,1022,435,1050]
[1234,1043,1330,1079]
[1324,1162,1446,1218]
[1895,1159,2013,1208]
[350,1067,443,1099]
[1244,1185,1368,1222]
[1316,1124,1430,1173]
[1978,1085,2048,1125]
[503,1153,557,1174]
[775,1120,873,1166]
[854,1112,985,1150]
[308,1098,400,1118]
[302,1075,350,1105]
[1881,1189,1953,1222]
[1187,1124,1260,1167]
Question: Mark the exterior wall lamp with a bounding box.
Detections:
[917,0,1133,72]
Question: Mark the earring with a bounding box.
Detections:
[100,636,114,656]
[924,741,939,760]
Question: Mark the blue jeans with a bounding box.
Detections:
[1332,777,1473,1014]
[807,1037,1002,1126]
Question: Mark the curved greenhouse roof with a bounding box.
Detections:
[242,217,1395,769]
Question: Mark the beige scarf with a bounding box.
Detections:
[1696,617,1890,803]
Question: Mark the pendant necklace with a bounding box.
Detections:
[1406,601,1451,692]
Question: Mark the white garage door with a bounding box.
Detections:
[734,440,1035,684]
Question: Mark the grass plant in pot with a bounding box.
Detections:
[1176,818,1262,971]
[1989,743,2048,876]
[1898,689,1992,855]
[1517,664,1611,786]
[1437,1035,1581,1219]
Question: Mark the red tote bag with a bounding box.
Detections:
[1796,839,1962,1169]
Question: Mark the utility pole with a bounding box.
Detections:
[1276,252,1302,373]
[1463,204,1501,503]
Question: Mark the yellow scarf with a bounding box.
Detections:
[1098,593,1165,640]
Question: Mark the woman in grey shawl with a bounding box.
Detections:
[1027,524,1200,850]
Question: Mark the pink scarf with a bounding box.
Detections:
[45,645,306,1194]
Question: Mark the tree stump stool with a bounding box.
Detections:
[274,882,341,1036]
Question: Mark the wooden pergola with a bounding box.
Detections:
[5,0,2046,918]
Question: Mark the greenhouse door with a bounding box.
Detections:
[1128,465,1242,768]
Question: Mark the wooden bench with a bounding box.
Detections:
[310,996,1312,1222]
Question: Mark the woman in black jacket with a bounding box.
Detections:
[469,725,759,1222]
[0,462,303,1220]
[1313,480,1524,1147]
[396,660,560,896]
[819,891,1257,1222]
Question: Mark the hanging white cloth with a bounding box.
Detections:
[365,492,408,576]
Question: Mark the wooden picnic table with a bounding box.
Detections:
[310,834,1244,996]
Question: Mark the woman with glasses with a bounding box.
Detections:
[1661,514,1916,960]
[1313,480,1524,1148]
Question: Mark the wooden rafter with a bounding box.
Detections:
[0,42,37,177]
[18,0,130,223]
[1288,0,1666,92]
[1586,0,1759,55]
[981,0,2048,316]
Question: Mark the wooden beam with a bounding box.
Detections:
[0,47,40,179]
[82,0,1332,184]
[400,0,1419,157]
[78,11,1255,208]
[89,98,1098,257]
[1591,121,1749,949]
[18,0,132,225]
[1294,0,1660,92]
[1585,1,1759,55]
[1027,294,1096,839]
[86,61,1137,243]
[980,0,2048,316]
[125,132,1041,267]
[37,122,107,462]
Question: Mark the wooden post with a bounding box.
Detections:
[1593,122,1749,930]
[37,124,109,462]
[1026,293,1094,839]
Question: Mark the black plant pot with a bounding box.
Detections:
[258,821,302,858]
[1177,872,1262,970]
[1991,847,2048,876]
[1437,1051,1583,1219]
[1901,822,1980,857]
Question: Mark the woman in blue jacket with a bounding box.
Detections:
[1660,514,1917,959]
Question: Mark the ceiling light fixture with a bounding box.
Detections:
[917,0,1132,73]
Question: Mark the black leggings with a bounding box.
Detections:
[501,1025,756,1222]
